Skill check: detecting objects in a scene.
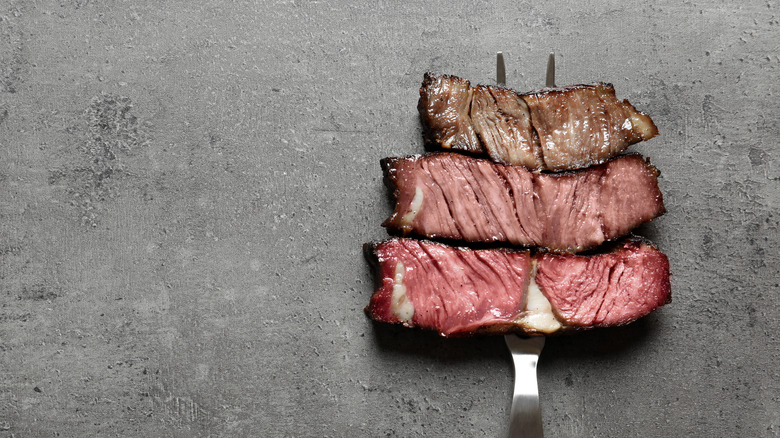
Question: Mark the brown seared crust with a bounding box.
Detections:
[362,241,399,324]
[419,73,659,171]
[418,72,481,152]
[379,156,400,195]
[521,83,659,171]
[379,157,402,229]
[470,84,543,169]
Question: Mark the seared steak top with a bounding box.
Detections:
[419,73,658,171]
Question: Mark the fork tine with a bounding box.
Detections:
[497,52,506,86]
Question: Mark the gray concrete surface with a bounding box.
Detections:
[1,1,778,437]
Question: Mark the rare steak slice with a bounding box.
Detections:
[419,73,658,171]
[365,238,532,337]
[365,237,671,337]
[382,152,665,252]
[534,239,672,328]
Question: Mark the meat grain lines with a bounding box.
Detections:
[419,73,658,171]
[382,153,665,253]
[365,72,670,337]
[366,237,671,336]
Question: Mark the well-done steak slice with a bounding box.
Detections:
[419,73,658,171]
[382,153,665,252]
[365,237,671,337]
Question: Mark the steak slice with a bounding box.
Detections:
[535,241,672,327]
[365,238,532,337]
[419,72,658,171]
[417,73,480,153]
[365,237,671,337]
[382,153,665,252]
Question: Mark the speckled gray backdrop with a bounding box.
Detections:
[0,1,778,437]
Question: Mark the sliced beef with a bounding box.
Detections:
[524,83,658,171]
[382,153,665,252]
[419,73,658,171]
[534,239,672,327]
[417,73,480,152]
[365,238,532,336]
[365,237,671,337]
[470,84,543,169]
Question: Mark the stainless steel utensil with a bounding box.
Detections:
[505,334,545,437]
[501,51,555,438]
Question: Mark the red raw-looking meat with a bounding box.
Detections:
[365,237,671,337]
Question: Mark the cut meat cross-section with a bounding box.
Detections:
[365,237,671,337]
[382,152,665,252]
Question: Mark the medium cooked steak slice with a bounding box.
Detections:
[382,153,665,252]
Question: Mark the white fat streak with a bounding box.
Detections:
[629,113,655,138]
[516,262,562,334]
[400,186,424,227]
[391,262,414,323]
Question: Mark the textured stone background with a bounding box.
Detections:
[1,1,778,437]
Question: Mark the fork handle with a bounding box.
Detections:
[506,336,545,438]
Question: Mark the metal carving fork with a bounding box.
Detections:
[500,52,555,438]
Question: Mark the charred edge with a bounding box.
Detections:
[379,157,401,228]
[362,242,380,288]
[419,72,467,149]
[379,156,400,192]
[362,242,382,317]
[656,249,673,306]
[530,152,645,177]
[374,237,533,257]
[518,82,615,98]
[412,151,646,176]
[418,74,437,148]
